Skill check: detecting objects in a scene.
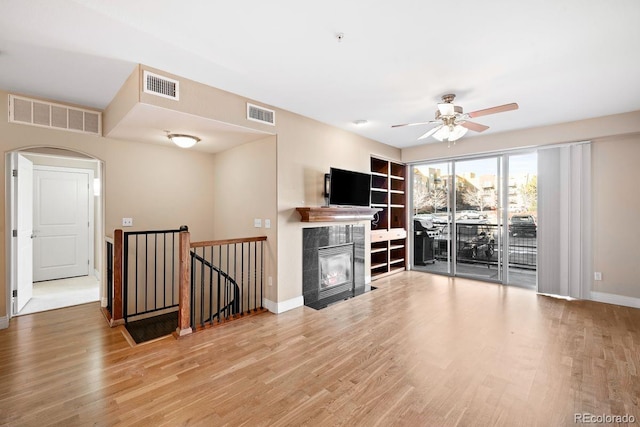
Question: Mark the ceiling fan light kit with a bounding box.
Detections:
[392,94,519,146]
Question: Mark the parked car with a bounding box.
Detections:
[509,214,537,237]
[458,210,487,220]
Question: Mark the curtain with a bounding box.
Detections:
[537,143,592,298]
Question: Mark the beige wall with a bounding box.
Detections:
[275,109,401,302]
[211,135,278,302]
[592,135,640,298]
[3,62,638,317]
[124,66,401,306]
[0,88,218,318]
[403,111,640,302]
[2,66,397,317]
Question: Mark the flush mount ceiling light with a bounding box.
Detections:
[353,119,368,126]
[167,133,200,148]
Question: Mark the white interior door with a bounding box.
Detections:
[33,167,91,282]
[15,154,34,312]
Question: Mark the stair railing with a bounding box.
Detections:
[177,231,267,336]
[106,227,266,334]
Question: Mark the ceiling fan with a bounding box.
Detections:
[392,94,518,144]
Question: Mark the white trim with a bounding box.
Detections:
[0,315,8,329]
[101,297,108,308]
[263,296,304,314]
[590,291,640,309]
[365,274,371,284]
[6,153,16,318]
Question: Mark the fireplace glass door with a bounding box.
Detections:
[318,243,354,294]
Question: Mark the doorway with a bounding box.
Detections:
[411,152,537,287]
[7,148,104,316]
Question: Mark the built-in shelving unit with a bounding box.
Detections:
[370,157,407,280]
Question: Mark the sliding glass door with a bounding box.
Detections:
[411,152,537,287]
[505,152,538,287]
[413,162,452,274]
[453,157,502,281]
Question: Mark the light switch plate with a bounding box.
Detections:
[265,219,271,229]
[254,218,262,228]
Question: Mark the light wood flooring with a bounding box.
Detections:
[1,271,639,426]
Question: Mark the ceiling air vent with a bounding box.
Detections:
[8,94,102,136]
[143,70,179,100]
[247,103,275,126]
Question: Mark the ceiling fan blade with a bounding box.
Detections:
[417,125,442,140]
[460,121,489,133]
[391,121,436,128]
[467,103,519,118]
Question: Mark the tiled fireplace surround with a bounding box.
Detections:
[302,225,366,309]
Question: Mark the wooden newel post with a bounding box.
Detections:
[177,227,192,336]
[112,229,124,325]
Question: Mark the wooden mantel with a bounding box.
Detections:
[296,207,381,222]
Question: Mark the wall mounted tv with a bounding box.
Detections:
[328,167,372,207]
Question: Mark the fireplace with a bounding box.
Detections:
[319,243,354,296]
[303,225,365,309]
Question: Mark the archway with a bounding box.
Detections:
[6,146,105,317]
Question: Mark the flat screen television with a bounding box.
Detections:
[328,167,372,207]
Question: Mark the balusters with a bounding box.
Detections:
[187,237,266,329]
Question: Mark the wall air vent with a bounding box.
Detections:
[247,103,276,126]
[143,70,179,100]
[8,94,101,136]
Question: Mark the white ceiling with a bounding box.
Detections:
[1,0,639,149]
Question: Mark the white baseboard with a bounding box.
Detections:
[101,297,108,308]
[590,291,640,309]
[0,314,9,330]
[263,296,304,314]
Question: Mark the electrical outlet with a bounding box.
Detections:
[594,272,602,281]
[265,219,271,229]
[254,218,262,228]
[122,218,133,227]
